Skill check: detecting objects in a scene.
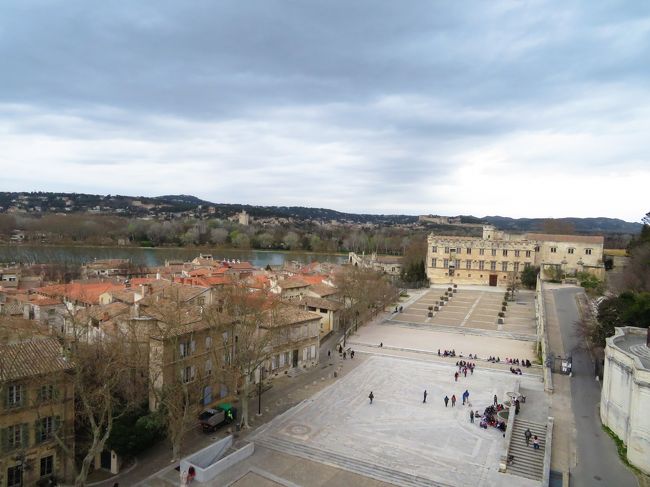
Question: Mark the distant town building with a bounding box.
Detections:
[348,252,402,276]
[238,210,250,226]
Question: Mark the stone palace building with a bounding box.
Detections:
[426,225,604,286]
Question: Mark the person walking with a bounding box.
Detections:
[369,391,374,404]
[444,395,449,407]
[351,350,355,359]
[451,394,456,407]
[328,350,331,360]
[470,410,474,423]
[343,351,347,360]
[463,390,469,405]
[454,372,459,382]
[533,435,540,450]
[493,394,498,406]
[524,428,532,446]
[423,390,428,403]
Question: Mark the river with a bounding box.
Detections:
[0,245,348,268]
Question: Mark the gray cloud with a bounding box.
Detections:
[0,1,649,221]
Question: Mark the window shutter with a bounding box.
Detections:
[34,419,42,443]
[179,343,184,357]
[54,416,61,436]
[190,340,196,353]
[19,385,26,408]
[0,427,7,453]
[191,366,196,380]
[21,423,29,449]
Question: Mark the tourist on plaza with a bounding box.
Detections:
[369,391,374,404]
[454,372,459,382]
[343,351,347,359]
[444,395,449,407]
[351,350,355,359]
[524,428,532,446]
[470,410,474,423]
[493,394,498,406]
[451,394,456,407]
[533,435,540,450]
[463,390,469,405]
[423,390,428,403]
[328,350,331,360]
[380,342,383,347]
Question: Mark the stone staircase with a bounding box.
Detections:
[255,435,447,487]
[507,418,547,482]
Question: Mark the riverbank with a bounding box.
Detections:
[0,244,349,268]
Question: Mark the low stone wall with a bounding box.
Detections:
[499,380,520,472]
[180,436,255,483]
[536,277,553,392]
[542,416,554,487]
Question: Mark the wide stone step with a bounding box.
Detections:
[255,435,444,487]
[507,419,547,482]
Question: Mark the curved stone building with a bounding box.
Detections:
[600,326,650,474]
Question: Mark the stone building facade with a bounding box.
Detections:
[600,327,650,475]
[426,225,604,286]
[0,339,75,487]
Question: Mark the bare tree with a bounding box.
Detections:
[146,296,205,461]
[204,285,279,429]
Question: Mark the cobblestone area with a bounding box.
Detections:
[252,355,542,487]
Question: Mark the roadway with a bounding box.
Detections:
[550,286,638,487]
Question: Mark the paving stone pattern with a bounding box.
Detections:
[390,289,536,339]
[252,355,541,487]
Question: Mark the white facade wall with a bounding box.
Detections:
[600,327,650,475]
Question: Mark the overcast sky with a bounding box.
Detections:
[1,1,648,221]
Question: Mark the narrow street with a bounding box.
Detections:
[549,286,638,487]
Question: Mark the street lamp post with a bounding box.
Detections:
[257,366,264,416]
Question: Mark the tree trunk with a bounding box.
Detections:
[239,378,250,429]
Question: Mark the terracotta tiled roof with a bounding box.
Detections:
[308,283,338,297]
[35,282,124,305]
[264,305,322,327]
[300,296,343,311]
[299,275,327,285]
[0,338,72,381]
[526,233,604,244]
[278,278,310,289]
[8,293,61,306]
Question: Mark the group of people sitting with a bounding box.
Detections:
[475,405,507,432]
[439,349,456,357]
[510,367,524,375]
[506,358,532,367]
[487,356,501,362]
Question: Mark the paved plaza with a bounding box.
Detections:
[350,324,537,362]
[251,355,542,487]
[391,288,536,339]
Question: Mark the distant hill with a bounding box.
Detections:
[479,216,642,235]
[0,191,642,234]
